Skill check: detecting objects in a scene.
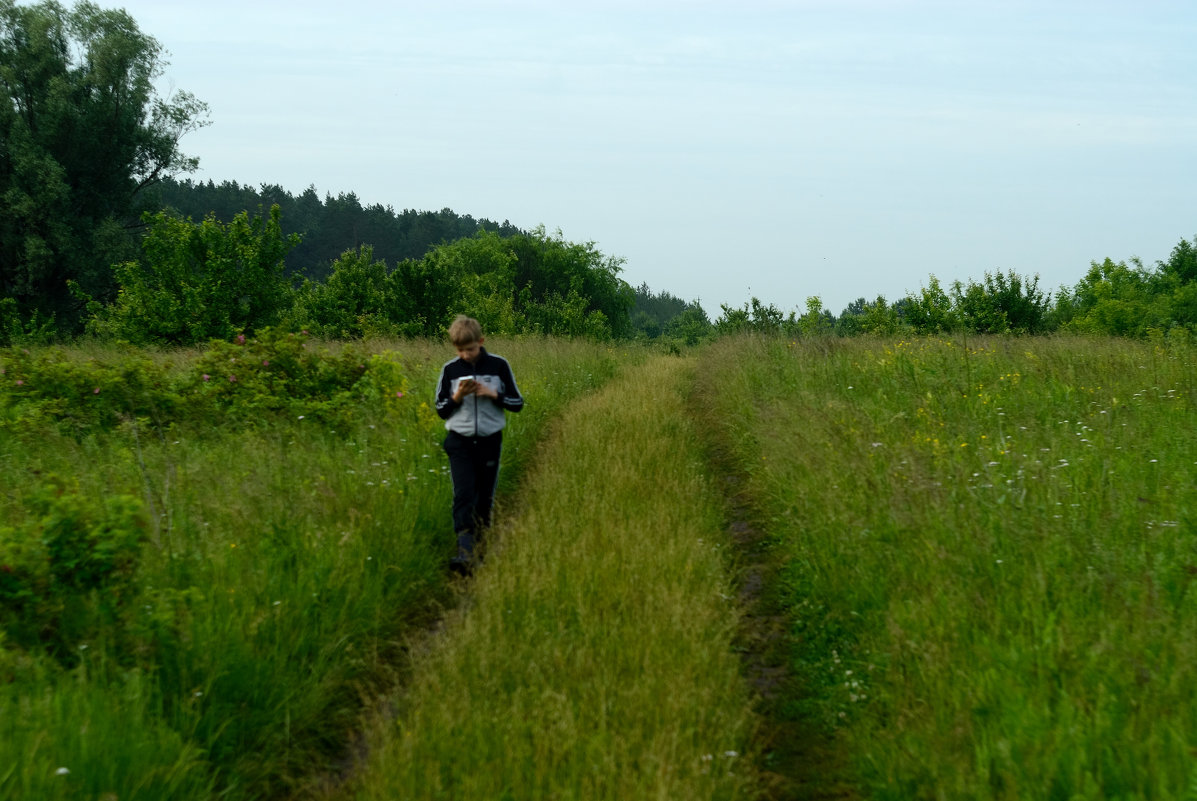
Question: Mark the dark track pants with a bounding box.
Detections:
[443,430,503,553]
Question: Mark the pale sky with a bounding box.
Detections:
[109,0,1196,317]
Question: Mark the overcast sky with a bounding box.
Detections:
[109,0,1196,316]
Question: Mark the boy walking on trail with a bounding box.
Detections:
[435,315,524,574]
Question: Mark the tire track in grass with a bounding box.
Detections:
[691,338,861,801]
[704,454,859,801]
[343,355,760,801]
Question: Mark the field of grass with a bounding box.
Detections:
[0,335,634,800]
[7,331,1197,800]
[697,334,1197,799]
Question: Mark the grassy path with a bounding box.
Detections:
[691,352,861,801]
[343,355,760,800]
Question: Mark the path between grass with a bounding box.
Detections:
[313,353,856,800]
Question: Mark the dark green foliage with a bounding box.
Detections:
[630,283,711,343]
[152,178,525,281]
[387,254,465,336]
[505,226,635,339]
[77,198,637,344]
[711,296,831,338]
[796,296,835,337]
[287,232,507,339]
[1159,237,1197,286]
[1152,237,1197,330]
[147,189,636,342]
[835,296,904,336]
[902,271,1050,336]
[87,206,300,344]
[0,0,209,334]
[951,270,1051,334]
[1056,257,1164,337]
[423,228,518,334]
[664,306,713,345]
[903,276,958,334]
[0,296,58,346]
[287,245,400,339]
[632,283,690,331]
[520,283,613,338]
[1036,235,1197,337]
[284,227,635,341]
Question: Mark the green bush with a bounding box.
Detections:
[0,297,59,347]
[185,328,413,430]
[286,245,402,339]
[0,477,146,664]
[88,206,300,345]
[0,329,408,435]
[287,227,636,340]
[0,347,177,433]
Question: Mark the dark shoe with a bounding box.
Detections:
[450,529,476,575]
[449,548,474,576]
[456,529,476,552]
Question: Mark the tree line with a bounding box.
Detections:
[73,205,635,344]
[705,237,1197,342]
[152,177,526,283]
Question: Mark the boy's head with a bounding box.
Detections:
[449,315,484,363]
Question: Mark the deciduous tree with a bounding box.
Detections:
[0,0,208,333]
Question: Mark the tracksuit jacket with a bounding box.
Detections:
[434,348,524,434]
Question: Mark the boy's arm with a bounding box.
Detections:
[435,366,460,420]
[497,360,524,413]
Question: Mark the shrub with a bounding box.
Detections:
[89,206,300,345]
[185,328,377,427]
[287,245,400,339]
[0,477,146,664]
[0,330,410,435]
[0,297,59,347]
[0,347,177,433]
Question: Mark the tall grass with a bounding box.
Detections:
[698,334,1197,799]
[349,355,759,801]
[0,336,632,800]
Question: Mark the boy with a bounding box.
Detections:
[434,315,524,573]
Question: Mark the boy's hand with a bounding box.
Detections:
[453,379,476,402]
[474,383,498,400]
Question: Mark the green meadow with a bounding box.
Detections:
[698,334,1197,800]
[4,333,1197,799]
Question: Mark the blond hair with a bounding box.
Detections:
[448,315,483,347]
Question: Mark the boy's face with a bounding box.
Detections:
[456,337,484,364]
